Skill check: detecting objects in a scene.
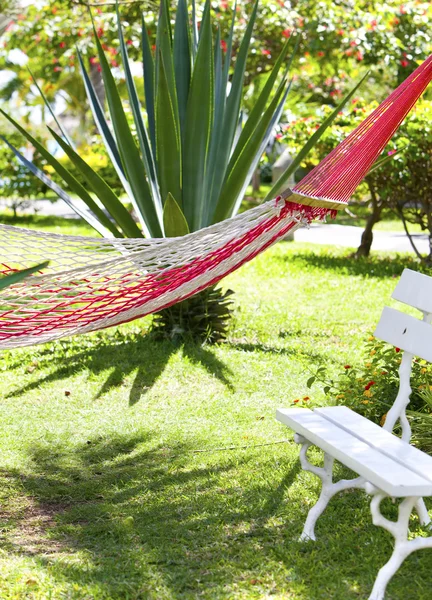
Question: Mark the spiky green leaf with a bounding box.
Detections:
[93,26,163,237]
[0,112,122,237]
[182,0,213,231]
[48,127,143,238]
[156,54,182,209]
[163,192,190,237]
[0,262,50,290]
[264,71,370,201]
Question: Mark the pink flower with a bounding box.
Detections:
[262,49,271,56]
[388,149,397,156]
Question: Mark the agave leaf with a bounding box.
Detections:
[156,54,182,209]
[205,0,255,220]
[163,192,190,237]
[191,0,198,59]
[155,0,176,99]
[0,262,50,290]
[117,3,162,219]
[28,68,75,148]
[173,0,191,143]
[182,0,213,231]
[224,0,258,156]
[213,79,289,222]
[48,127,143,238]
[77,49,128,189]
[368,148,404,174]
[142,15,156,158]
[201,25,224,225]
[222,0,236,87]
[0,136,115,238]
[229,36,295,171]
[0,112,122,237]
[264,71,370,201]
[93,27,163,237]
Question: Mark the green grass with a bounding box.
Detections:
[0,211,97,237]
[332,205,423,233]
[0,218,431,598]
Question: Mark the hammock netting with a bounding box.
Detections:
[1,54,432,349]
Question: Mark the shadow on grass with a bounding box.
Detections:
[2,433,428,599]
[278,248,427,279]
[6,331,233,404]
[225,340,326,364]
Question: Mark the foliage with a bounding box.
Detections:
[0,133,49,201]
[1,1,431,108]
[152,285,234,343]
[1,0,307,240]
[307,334,432,452]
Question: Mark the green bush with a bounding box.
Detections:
[306,334,432,453]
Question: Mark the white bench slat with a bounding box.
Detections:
[316,406,432,484]
[276,407,432,497]
[393,268,432,313]
[374,306,432,362]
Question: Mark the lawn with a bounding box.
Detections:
[0,217,431,599]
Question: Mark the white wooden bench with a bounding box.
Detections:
[277,268,432,600]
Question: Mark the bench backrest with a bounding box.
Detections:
[374,269,432,361]
[373,268,432,441]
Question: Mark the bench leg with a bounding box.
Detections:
[415,498,431,526]
[368,491,432,600]
[294,434,365,541]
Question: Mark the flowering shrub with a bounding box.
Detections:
[306,335,432,451]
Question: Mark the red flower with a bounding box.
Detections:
[344,365,352,369]
[356,51,364,61]
[399,5,406,14]
[350,40,357,47]
[395,347,401,353]
[59,41,66,49]
[54,66,62,72]
[97,27,104,38]
[126,39,133,46]
[400,59,409,67]
[220,40,227,53]
[317,51,325,57]
[303,396,310,401]
[90,56,98,65]
[262,49,271,56]
[370,19,377,29]
[293,399,300,404]
[282,28,292,39]
[337,29,345,36]
[364,381,376,391]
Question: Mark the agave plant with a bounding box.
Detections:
[0,0,363,341]
[0,262,49,290]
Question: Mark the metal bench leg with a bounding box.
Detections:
[368,491,432,600]
[294,434,365,541]
[415,498,431,526]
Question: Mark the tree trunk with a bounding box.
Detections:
[354,183,383,258]
[252,169,261,193]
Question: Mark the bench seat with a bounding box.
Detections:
[276,406,432,498]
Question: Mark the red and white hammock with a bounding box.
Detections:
[1,55,432,349]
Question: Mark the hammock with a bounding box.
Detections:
[1,55,432,349]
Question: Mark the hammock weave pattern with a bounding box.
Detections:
[1,55,432,349]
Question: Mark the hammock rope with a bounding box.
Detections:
[1,55,432,349]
